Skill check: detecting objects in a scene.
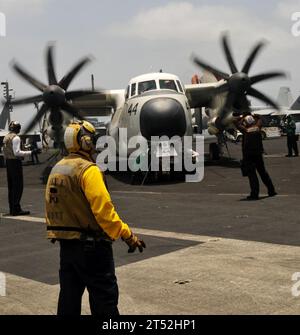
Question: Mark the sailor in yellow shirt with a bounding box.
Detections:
[45,120,146,316]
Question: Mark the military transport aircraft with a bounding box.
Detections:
[7,34,285,166]
[74,34,285,161]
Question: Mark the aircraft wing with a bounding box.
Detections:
[184,81,225,109]
[72,89,125,115]
[73,83,226,111]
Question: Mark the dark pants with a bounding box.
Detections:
[244,154,275,197]
[58,239,119,317]
[6,159,23,214]
[287,135,298,156]
[31,151,39,164]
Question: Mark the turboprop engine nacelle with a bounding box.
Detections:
[47,125,65,145]
[207,117,220,135]
[207,113,235,135]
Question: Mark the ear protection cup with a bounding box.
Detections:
[64,120,96,154]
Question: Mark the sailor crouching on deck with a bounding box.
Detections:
[45,120,146,316]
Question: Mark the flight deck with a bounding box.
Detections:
[1,137,300,314]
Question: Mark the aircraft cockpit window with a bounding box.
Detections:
[131,83,136,97]
[138,80,157,95]
[159,79,178,92]
[176,80,183,93]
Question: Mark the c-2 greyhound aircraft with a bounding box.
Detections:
[74,34,285,164]
[8,34,285,170]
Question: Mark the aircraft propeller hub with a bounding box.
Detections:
[228,73,251,93]
[43,85,66,106]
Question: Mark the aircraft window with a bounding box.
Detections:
[138,80,157,94]
[159,79,177,92]
[131,83,136,97]
[176,80,183,93]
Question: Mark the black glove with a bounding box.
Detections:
[122,233,146,253]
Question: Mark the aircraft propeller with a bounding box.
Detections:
[192,34,286,128]
[10,44,96,143]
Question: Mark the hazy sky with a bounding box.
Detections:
[0,0,300,128]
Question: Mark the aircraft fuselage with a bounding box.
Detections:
[108,73,194,157]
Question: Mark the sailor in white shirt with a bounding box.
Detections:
[3,121,32,216]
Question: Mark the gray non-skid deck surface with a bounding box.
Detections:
[1,137,300,314]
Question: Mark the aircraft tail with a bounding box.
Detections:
[277,87,293,108]
[290,94,300,110]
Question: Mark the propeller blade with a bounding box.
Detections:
[233,94,250,113]
[48,107,64,126]
[47,44,57,85]
[241,41,266,74]
[192,55,230,80]
[247,87,280,110]
[59,57,92,90]
[221,34,238,74]
[0,103,10,129]
[61,102,83,120]
[53,127,63,145]
[250,72,286,85]
[65,90,97,100]
[22,103,49,134]
[48,112,64,145]
[11,94,43,106]
[11,61,47,92]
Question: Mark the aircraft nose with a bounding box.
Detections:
[140,97,186,140]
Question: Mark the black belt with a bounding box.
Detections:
[47,226,112,243]
[47,226,87,233]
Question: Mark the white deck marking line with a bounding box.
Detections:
[112,190,163,195]
[130,227,213,243]
[264,154,286,157]
[3,215,300,250]
[217,193,289,197]
[112,191,204,196]
[0,215,212,243]
[0,187,45,191]
[0,215,45,223]
[0,187,295,197]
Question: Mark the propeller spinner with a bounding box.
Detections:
[192,34,286,128]
[11,44,96,143]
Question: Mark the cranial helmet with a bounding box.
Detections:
[244,115,255,126]
[64,120,96,154]
[8,121,21,134]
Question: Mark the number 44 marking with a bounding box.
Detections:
[128,103,138,115]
